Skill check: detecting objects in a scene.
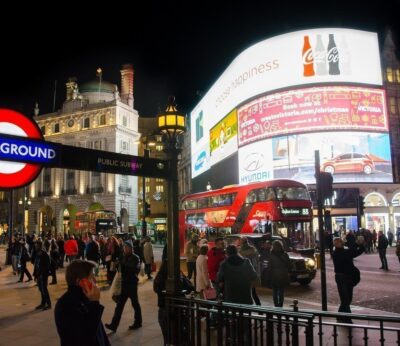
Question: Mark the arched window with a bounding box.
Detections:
[99,114,106,126]
[364,193,387,207]
[83,117,90,128]
[392,193,400,206]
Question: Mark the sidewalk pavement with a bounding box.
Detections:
[0,249,163,346]
[0,247,399,346]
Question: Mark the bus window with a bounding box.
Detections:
[246,191,257,204]
[257,189,266,201]
[186,200,198,210]
[276,187,309,200]
[266,188,276,200]
[198,198,209,209]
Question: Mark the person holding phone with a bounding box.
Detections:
[54,260,110,346]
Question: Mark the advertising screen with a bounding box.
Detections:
[191,28,382,177]
[209,109,238,165]
[238,131,392,184]
[238,86,387,146]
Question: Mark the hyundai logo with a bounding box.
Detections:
[194,150,207,171]
[243,152,264,172]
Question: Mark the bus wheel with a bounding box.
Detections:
[298,279,312,286]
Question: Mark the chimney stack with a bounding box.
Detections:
[120,64,134,107]
[66,77,77,101]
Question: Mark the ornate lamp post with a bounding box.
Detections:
[157,96,186,294]
[18,187,31,236]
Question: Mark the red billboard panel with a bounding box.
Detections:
[238,86,388,147]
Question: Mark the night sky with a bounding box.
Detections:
[1,0,399,118]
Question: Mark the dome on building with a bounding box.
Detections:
[80,80,116,94]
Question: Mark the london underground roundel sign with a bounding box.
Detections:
[0,109,43,189]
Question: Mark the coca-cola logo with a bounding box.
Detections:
[327,48,339,63]
[302,48,313,65]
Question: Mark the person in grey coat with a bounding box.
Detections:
[268,240,290,307]
[217,245,257,305]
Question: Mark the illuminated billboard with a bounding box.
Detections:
[238,132,392,184]
[190,28,389,186]
[238,86,388,146]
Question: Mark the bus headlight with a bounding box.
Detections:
[305,258,315,269]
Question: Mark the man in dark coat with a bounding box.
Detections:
[332,237,364,322]
[33,240,51,310]
[105,241,142,332]
[377,230,389,270]
[54,260,110,346]
[217,245,257,304]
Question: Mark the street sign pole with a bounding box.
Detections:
[315,150,328,311]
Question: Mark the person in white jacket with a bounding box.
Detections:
[196,245,211,296]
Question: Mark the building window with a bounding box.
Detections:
[91,171,101,188]
[145,185,150,193]
[66,170,75,192]
[94,141,101,150]
[156,185,164,193]
[43,168,52,194]
[387,68,393,82]
[121,140,129,151]
[40,126,46,135]
[54,123,60,133]
[145,177,150,183]
[156,144,163,151]
[99,114,106,126]
[83,117,90,128]
[390,97,396,114]
[156,178,163,183]
[123,116,127,127]
[396,69,400,83]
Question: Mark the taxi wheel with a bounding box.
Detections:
[298,279,312,286]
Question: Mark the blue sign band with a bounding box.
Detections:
[0,135,59,164]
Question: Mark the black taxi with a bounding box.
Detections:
[224,234,317,286]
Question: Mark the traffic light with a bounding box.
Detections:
[358,196,365,216]
[145,202,151,216]
[319,172,334,201]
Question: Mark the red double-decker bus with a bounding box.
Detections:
[179,179,314,253]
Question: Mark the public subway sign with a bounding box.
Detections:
[0,109,169,189]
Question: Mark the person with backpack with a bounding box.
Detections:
[332,237,364,322]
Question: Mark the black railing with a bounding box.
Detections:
[166,296,400,346]
[42,190,53,197]
[89,186,104,194]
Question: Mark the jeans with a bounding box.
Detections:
[272,285,285,307]
[335,274,353,313]
[37,276,51,306]
[186,261,196,280]
[111,286,142,328]
[378,249,388,269]
[11,255,19,273]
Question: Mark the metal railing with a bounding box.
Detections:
[165,296,400,346]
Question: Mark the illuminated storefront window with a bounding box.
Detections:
[387,68,393,82]
[390,97,397,114]
[396,69,400,83]
[365,193,387,207]
[366,213,388,233]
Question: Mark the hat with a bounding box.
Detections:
[124,240,133,249]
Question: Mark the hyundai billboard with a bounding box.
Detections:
[190,28,390,188]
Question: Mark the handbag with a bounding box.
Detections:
[203,287,217,300]
[151,263,157,272]
[110,271,122,301]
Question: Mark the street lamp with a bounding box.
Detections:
[206,182,212,191]
[18,188,31,236]
[157,96,186,295]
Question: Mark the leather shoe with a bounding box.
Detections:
[128,323,142,330]
[105,323,117,332]
[35,304,44,310]
[42,304,51,310]
[49,282,57,285]
[25,278,33,282]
